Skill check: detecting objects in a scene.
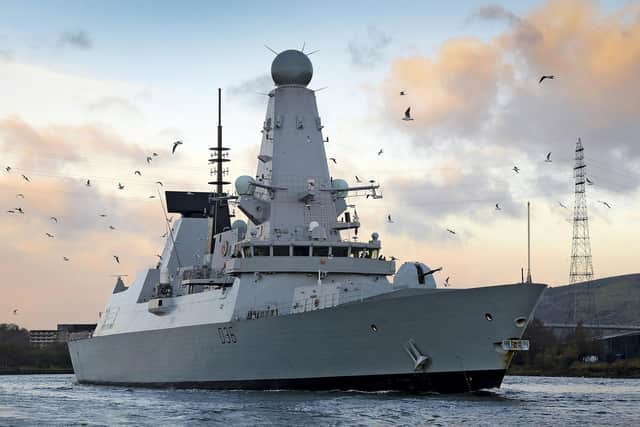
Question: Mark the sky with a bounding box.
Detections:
[1,0,639,329]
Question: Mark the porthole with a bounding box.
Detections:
[515,317,527,328]
[484,313,493,321]
[370,324,378,332]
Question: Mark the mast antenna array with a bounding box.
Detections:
[569,138,594,284]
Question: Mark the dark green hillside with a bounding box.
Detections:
[534,273,640,325]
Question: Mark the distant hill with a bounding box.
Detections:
[534,273,640,326]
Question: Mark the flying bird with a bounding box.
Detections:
[85,179,91,187]
[172,140,183,154]
[495,203,501,211]
[399,91,406,96]
[156,254,162,260]
[512,166,520,174]
[134,170,142,176]
[50,216,58,223]
[13,309,18,315]
[161,232,168,238]
[7,210,15,214]
[113,255,120,264]
[329,158,337,164]
[99,214,108,218]
[21,174,30,182]
[149,195,156,199]
[444,277,450,287]
[63,256,70,262]
[146,156,153,164]
[5,166,11,172]
[378,149,383,156]
[446,228,456,235]
[16,193,24,198]
[45,233,54,238]
[109,225,116,230]
[355,176,362,183]
[598,200,611,209]
[152,152,159,157]
[118,183,125,190]
[558,201,568,209]
[15,207,24,214]
[155,181,163,187]
[539,75,554,84]
[545,152,552,163]
[387,214,394,223]
[402,107,414,121]
[586,177,594,185]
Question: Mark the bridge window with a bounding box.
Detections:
[351,248,365,258]
[242,247,252,258]
[273,245,290,256]
[293,246,309,256]
[312,246,329,257]
[253,246,269,257]
[331,247,348,257]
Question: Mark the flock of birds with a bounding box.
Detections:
[4,141,184,267]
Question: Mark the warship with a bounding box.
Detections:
[68,49,546,393]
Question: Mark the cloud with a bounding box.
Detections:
[58,30,92,50]
[347,26,392,68]
[87,96,142,117]
[228,74,273,108]
[382,0,640,202]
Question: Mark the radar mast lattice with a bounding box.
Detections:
[569,138,594,285]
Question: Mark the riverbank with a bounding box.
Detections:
[508,359,640,378]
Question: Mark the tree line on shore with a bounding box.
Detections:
[0,323,71,370]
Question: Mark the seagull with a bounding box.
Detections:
[63,256,70,261]
[113,255,120,264]
[7,210,15,214]
[558,201,568,209]
[156,181,163,187]
[118,183,125,190]
[99,214,108,218]
[172,140,183,154]
[134,170,142,176]
[156,254,162,260]
[15,207,24,214]
[45,233,54,238]
[355,176,362,183]
[86,179,91,187]
[50,216,58,223]
[109,225,116,230]
[539,75,554,84]
[513,166,520,174]
[13,309,18,315]
[387,214,394,223]
[148,195,156,199]
[329,158,337,164]
[5,166,11,172]
[161,232,168,238]
[146,156,153,164]
[399,91,406,96]
[598,200,611,209]
[402,107,414,121]
[446,228,456,235]
[586,177,594,185]
[21,174,30,182]
[152,152,159,157]
[444,277,450,287]
[545,152,552,163]
[16,193,24,198]
[378,149,383,156]
[495,203,501,211]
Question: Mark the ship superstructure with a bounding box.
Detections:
[68,49,545,393]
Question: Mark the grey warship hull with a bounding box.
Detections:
[69,283,544,393]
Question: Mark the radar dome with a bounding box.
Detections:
[235,175,256,196]
[232,220,247,240]
[331,178,349,198]
[271,50,313,86]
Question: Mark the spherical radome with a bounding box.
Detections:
[271,49,313,86]
[235,175,256,196]
[331,178,349,198]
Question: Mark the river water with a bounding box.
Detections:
[0,375,638,426]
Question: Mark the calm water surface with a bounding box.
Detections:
[0,375,638,426]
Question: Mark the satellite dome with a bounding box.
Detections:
[235,175,256,196]
[271,49,313,86]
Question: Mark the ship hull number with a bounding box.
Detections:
[218,326,237,344]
